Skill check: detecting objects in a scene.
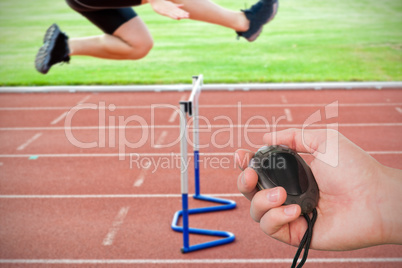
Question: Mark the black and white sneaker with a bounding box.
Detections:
[35,24,70,74]
[237,0,279,42]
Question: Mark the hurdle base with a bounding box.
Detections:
[171,194,236,253]
[180,230,235,254]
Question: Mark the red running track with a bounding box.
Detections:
[0,89,401,267]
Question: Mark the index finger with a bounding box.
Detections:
[263,128,330,155]
[235,149,255,171]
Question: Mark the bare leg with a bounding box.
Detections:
[176,0,249,31]
[145,0,249,32]
[69,16,153,60]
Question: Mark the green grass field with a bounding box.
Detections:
[0,0,401,85]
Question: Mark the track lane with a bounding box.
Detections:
[1,197,401,263]
[0,126,401,155]
[1,103,402,128]
[1,89,401,108]
[0,152,401,196]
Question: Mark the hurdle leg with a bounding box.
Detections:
[179,101,190,252]
[192,75,201,197]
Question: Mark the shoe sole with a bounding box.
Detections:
[35,25,61,74]
[246,1,279,42]
[43,24,58,43]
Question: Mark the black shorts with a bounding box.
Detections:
[65,0,143,34]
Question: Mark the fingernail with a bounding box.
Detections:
[267,188,279,202]
[284,206,297,216]
[235,153,243,171]
[241,172,246,186]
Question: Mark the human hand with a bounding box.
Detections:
[236,128,402,251]
[148,0,189,20]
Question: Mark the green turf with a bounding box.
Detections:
[0,0,401,85]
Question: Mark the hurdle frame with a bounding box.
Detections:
[171,75,236,253]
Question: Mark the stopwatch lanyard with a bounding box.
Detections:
[291,208,318,268]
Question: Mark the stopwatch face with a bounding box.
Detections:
[250,145,319,214]
[260,152,309,196]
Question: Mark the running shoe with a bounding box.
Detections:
[35,24,70,74]
[237,0,279,42]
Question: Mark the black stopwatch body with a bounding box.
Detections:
[249,145,319,214]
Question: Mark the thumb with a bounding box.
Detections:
[235,149,255,171]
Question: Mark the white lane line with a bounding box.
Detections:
[168,111,179,123]
[2,122,402,131]
[77,95,91,105]
[0,105,148,111]
[0,194,242,199]
[284,108,293,122]
[133,160,151,187]
[1,102,402,111]
[368,151,402,154]
[0,194,181,199]
[396,107,402,114]
[0,152,222,158]
[200,103,402,108]
[50,112,68,125]
[16,133,42,151]
[0,258,401,264]
[153,131,168,148]
[102,206,130,246]
[0,151,401,159]
[133,174,146,187]
[168,95,186,123]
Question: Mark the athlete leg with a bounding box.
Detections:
[69,17,153,60]
[173,0,250,31]
[65,0,153,60]
[145,0,249,31]
[145,0,278,42]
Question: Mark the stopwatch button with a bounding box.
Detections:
[301,198,315,214]
[257,146,270,154]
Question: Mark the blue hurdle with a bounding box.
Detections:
[171,75,236,253]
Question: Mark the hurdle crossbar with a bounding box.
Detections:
[171,75,236,253]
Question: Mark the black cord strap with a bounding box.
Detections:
[291,208,318,268]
